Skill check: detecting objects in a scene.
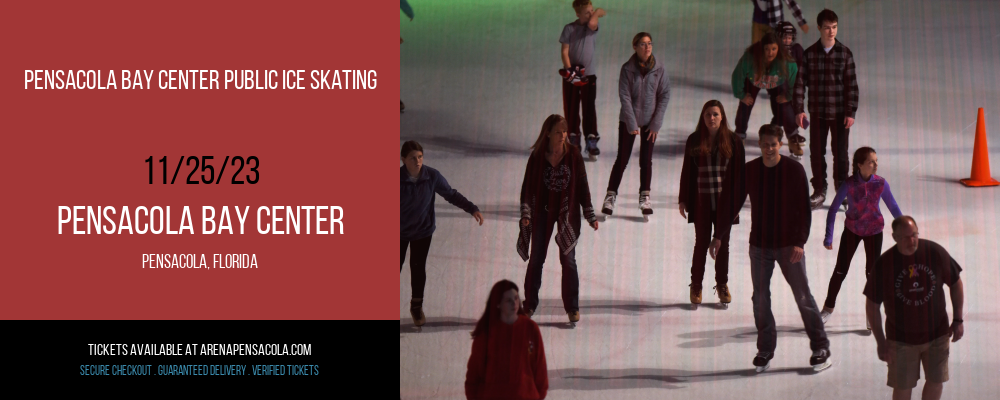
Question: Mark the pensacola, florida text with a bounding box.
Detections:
[57,206,343,234]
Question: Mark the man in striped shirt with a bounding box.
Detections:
[793,9,860,209]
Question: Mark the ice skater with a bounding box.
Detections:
[820,147,903,327]
[777,21,807,160]
[518,115,598,324]
[678,100,745,308]
[559,0,606,159]
[465,280,548,400]
[731,32,800,144]
[865,216,964,400]
[792,9,860,209]
[400,141,484,327]
[712,124,831,373]
[602,32,671,221]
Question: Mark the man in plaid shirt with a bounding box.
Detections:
[750,0,810,44]
[793,9,859,210]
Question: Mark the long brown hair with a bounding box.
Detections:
[530,114,569,158]
[691,100,735,158]
[471,280,522,338]
[745,32,792,82]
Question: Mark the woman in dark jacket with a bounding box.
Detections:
[678,100,745,307]
[518,114,598,324]
[400,140,484,327]
[601,32,671,222]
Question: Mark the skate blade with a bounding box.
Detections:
[812,360,832,372]
[587,155,598,162]
[755,364,770,373]
[643,215,650,222]
[720,302,729,309]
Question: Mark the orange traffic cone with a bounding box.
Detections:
[960,108,999,187]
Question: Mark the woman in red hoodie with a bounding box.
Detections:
[465,280,548,400]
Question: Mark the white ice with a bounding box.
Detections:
[400,1,1000,398]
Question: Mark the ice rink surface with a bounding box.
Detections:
[400,1,1000,398]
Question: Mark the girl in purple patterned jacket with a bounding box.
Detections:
[820,147,902,326]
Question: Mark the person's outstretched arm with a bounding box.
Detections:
[824,183,850,248]
[880,180,903,219]
[433,169,482,225]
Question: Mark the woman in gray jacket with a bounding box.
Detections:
[602,32,671,222]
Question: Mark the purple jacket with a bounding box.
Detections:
[824,174,902,246]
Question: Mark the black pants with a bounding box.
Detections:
[823,229,882,310]
[562,75,598,148]
[523,210,579,313]
[809,115,850,191]
[734,80,798,140]
[692,217,729,287]
[400,235,433,299]
[607,121,653,193]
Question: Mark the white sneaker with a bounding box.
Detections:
[601,191,616,216]
[639,191,652,222]
[820,308,833,325]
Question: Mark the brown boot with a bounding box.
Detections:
[568,310,580,323]
[690,284,702,304]
[715,284,732,304]
[410,298,425,327]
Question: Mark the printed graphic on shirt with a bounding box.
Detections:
[894,264,938,307]
[544,165,571,192]
[528,339,535,355]
[753,74,781,89]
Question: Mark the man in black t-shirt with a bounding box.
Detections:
[865,216,964,400]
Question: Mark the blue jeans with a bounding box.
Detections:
[749,245,829,353]
[523,210,579,313]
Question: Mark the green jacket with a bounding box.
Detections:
[731,51,797,99]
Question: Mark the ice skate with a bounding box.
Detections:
[753,352,773,373]
[788,134,804,160]
[568,310,580,328]
[810,348,832,372]
[639,191,653,222]
[866,317,871,331]
[810,187,827,210]
[714,284,731,309]
[820,307,833,325]
[689,284,702,306]
[601,191,616,217]
[586,134,600,161]
[410,298,426,329]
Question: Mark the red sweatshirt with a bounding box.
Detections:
[465,315,548,400]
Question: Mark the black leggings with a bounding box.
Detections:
[400,235,433,299]
[823,229,882,310]
[607,121,654,193]
[692,217,729,287]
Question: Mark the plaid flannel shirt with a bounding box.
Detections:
[761,0,807,28]
[793,39,860,120]
[697,151,729,211]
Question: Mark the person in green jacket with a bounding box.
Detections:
[731,32,799,142]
